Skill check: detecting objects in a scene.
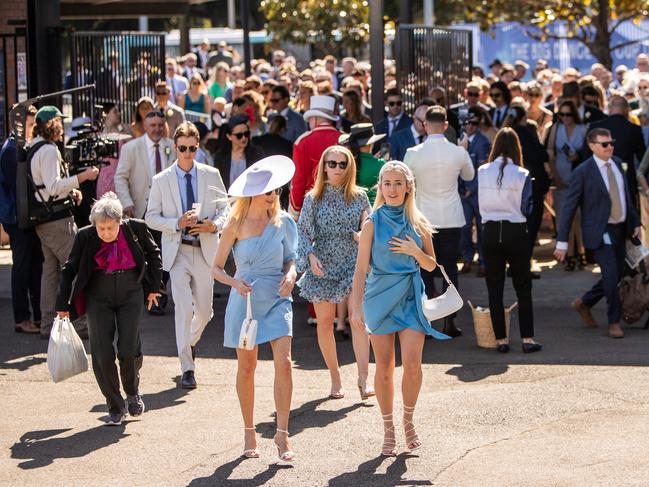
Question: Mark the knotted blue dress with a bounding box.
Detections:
[364,204,450,339]
[223,212,298,348]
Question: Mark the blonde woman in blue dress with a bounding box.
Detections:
[297,145,373,400]
[350,161,450,456]
[212,156,298,462]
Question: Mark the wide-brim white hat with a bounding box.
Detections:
[303,95,339,122]
[228,155,295,197]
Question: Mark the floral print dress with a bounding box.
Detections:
[297,184,370,303]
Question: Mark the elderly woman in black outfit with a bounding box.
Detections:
[214,114,265,188]
[56,192,162,426]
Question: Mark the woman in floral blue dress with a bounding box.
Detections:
[297,145,374,401]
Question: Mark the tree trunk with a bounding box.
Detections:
[588,0,613,70]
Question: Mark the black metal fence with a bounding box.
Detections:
[70,32,165,125]
[395,26,473,114]
[0,31,28,141]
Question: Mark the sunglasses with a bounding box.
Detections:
[558,112,573,118]
[592,140,616,148]
[325,160,348,169]
[466,91,480,97]
[270,98,283,103]
[265,188,280,196]
[191,81,201,85]
[177,145,198,153]
[155,91,168,96]
[388,100,403,106]
[232,130,251,139]
[145,110,165,119]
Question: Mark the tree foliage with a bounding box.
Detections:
[456,0,649,68]
[259,0,370,52]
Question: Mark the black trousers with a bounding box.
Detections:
[4,224,43,324]
[527,190,546,256]
[581,224,626,325]
[85,270,143,414]
[483,221,534,340]
[421,227,461,317]
[147,227,169,304]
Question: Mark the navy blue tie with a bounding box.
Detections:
[184,173,195,235]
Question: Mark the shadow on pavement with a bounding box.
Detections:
[88,381,191,413]
[10,425,129,469]
[255,397,369,439]
[328,453,431,486]
[186,456,292,486]
[445,363,509,382]
[0,355,46,371]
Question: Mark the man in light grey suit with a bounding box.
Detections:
[269,85,307,143]
[154,80,186,136]
[146,122,229,389]
[114,110,176,219]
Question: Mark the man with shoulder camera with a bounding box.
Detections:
[30,106,99,339]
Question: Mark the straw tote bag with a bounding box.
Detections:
[238,293,258,350]
[422,264,464,321]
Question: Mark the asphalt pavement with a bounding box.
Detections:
[1,241,649,486]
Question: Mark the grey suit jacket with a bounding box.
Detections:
[156,102,186,136]
[114,135,176,218]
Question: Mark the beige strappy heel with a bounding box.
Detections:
[242,427,260,458]
[381,413,397,456]
[274,428,295,462]
[403,405,421,451]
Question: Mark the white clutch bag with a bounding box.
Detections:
[238,293,258,350]
[422,264,464,321]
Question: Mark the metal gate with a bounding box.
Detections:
[395,26,472,114]
[0,30,28,142]
[70,32,165,125]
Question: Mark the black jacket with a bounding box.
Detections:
[214,142,265,189]
[514,123,550,195]
[55,218,162,313]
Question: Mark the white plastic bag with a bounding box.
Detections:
[47,316,88,383]
[238,293,258,350]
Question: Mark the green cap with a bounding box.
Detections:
[35,106,65,123]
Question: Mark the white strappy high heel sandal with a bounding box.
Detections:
[381,413,397,457]
[274,428,295,462]
[403,405,421,451]
[242,427,260,458]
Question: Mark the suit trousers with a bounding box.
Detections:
[147,227,170,305]
[169,244,214,373]
[460,196,483,265]
[527,190,546,257]
[35,216,86,336]
[581,224,626,325]
[85,269,143,415]
[483,221,535,340]
[421,227,461,318]
[4,224,43,324]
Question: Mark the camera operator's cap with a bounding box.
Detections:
[36,106,66,123]
[228,155,295,197]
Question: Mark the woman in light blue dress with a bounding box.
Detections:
[350,161,449,457]
[297,145,373,401]
[212,156,297,462]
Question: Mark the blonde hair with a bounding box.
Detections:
[225,194,281,235]
[310,146,364,204]
[373,161,433,237]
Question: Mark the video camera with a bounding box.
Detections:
[64,106,118,173]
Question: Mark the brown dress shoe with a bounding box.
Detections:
[14,320,40,334]
[608,323,624,338]
[572,299,598,328]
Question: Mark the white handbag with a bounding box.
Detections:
[238,293,258,350]
[422,264,464,321]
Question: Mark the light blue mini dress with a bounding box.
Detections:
[223,212,298,348]
[364,204,450,339]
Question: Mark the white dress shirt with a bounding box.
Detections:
[410,124,425,145]
[403,134,474,228]
[144,135,162,176]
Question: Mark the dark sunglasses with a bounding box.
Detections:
[145,110,165,119]
[558,112,573,118]
[177,145,198,153]
[155,90,168,96]
[490,92,502,98]
[325,160,348,169]
[466,91,480,97]
[388,100,403,106]
[270,98,283,103]
[191,81,201,85]
[593,140,615,148]
[265,188,280,196]
[232,130,251,140]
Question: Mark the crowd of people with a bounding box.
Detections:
[2,41,649,460]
